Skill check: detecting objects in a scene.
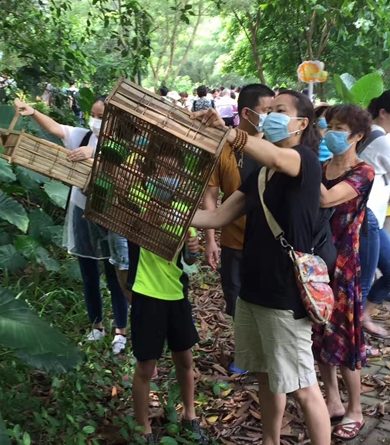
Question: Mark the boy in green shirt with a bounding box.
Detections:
[127,150,209,444]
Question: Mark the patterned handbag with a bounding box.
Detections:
[258,168,334,324]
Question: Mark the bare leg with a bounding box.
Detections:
[318,363,345,418]
[132,360,157,435]
[340,367,363,422]
[172,350,196,420]
[293,384,331,445]
[256,373,286,445]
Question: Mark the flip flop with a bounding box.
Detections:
[332,417,365,441]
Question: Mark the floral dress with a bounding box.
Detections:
[312,161,374,370]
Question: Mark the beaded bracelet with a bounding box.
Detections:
[231,128,248,154]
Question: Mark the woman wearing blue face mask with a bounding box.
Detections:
[314,104,332,162]
[14,98,129,354]
[191,91,331,445]
[312,105,374,441]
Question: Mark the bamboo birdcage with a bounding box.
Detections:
[85,79,229,261]
[1,114,93,189]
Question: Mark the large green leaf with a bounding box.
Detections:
[0,158,16,183]
[43,181,69,209]
[14,235,40,258]
[350,71,384,108]
[0,244,27,273]
[0,412,10,445]
[0,287,83,372]
[35,246,60,272]
[15,166,48,190]
[0,191,29,232]
[333,74,355,104]
[28,209,63,247]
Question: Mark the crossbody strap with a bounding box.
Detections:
[258,168,295,253]
[258,168,284,239]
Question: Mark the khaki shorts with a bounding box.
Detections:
[235,298,317,394]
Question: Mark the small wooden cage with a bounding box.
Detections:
[1,120,93,189]
[10,133,93,188]
[85,79,229,260]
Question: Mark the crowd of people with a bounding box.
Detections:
[14,80,390,444]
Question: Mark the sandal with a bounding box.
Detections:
[332,418,365,441]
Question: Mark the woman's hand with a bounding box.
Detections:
[67,146,94,162]
[14,98,34,116]
[191,108,227,130]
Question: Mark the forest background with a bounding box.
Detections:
[1,1,390,445]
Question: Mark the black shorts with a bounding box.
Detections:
[130,292,199,361]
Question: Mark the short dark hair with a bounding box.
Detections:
[237,83,275,115]
[367,90,390,119]
[95,95,107,104]
[314,105,329,119]
[325,104,372,139]
[278,90,320,153]
[179,91,188,98]
[159,86,169,96]
[196,85,207,98]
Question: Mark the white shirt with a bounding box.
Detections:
[61,125,98,209]
[215,96,236,118]
[360,124,390,228]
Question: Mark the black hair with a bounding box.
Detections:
[278,90,320,153]
[230,91,236,100]
[237,83,275,115]
[196,85,207,98]
[159,86,169,96]
[95,95,107,104]
[314,105,329,119]
[367,90,390,119]
[325,104,371,139]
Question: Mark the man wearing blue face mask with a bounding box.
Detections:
[203,83,274,373]
[315,104,333,162]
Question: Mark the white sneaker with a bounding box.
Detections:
[86,328,106,341]
[112,334,127,355]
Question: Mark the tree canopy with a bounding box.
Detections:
[1,0,390,97]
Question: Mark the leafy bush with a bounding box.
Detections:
[333,71,384,107]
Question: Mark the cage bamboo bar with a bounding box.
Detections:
[10,132,93,189]
[86,78,230,261]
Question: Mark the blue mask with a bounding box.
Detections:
[245,108,268,132]
[317,116,327,130]
[146,176,180,202]
[324,130,351,156]
[262,112,302,143]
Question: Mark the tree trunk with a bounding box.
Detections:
[234,11,266,84]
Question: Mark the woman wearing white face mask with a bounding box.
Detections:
[14,98,129,355]
[312,105,374,441]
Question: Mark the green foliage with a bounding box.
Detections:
[44,181,70,210]
[0,413,11,445]
[0,190,29,233]
[77,87,95,115]
[333,71,384,107]
[0,287,83,372]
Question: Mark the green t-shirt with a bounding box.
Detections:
[129,245,188,301]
